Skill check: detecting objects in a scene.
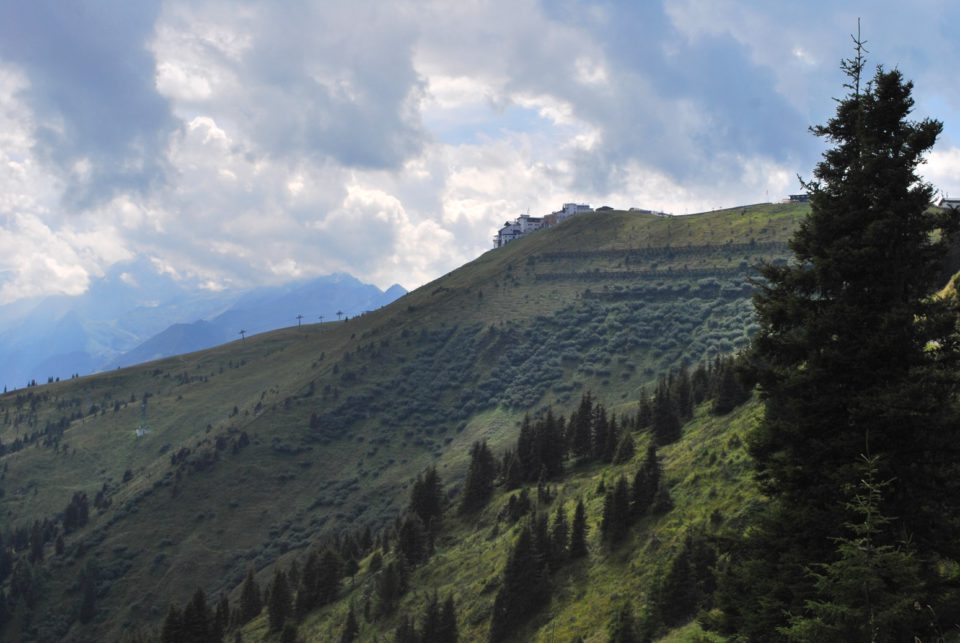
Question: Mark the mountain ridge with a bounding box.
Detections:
[0,204,806,642]
[0,269,405,387]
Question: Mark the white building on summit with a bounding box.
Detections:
[493,203,592,248]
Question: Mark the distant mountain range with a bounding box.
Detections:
[0,260,405,388]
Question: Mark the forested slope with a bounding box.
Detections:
[0,204,806,641]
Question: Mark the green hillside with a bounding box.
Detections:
[0,203,807,641]
[276,398,764,642]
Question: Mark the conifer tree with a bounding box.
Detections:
[592,404,610,461]
[409,467,443,530]
[690,362,710,406]
[636,388,652,429]
[532,512,551,572]
[268,569,292,632]
[376,558,409,616]
[650,382,680,445]
[672,364,693,422]
[570,392,594,459]
[161,605,183,643]
[398,513,429,565]
[460,440,497,514]
[181,588,213,643]
[601,476,631,544]
[296,551,320,618]
[501,451,523,490]
[720,33,960,636]
[438,594,459,643]
[419,593,441,642]
[550,502,569,564]
[516,415,537,479]
[631,444,661,517]
[651,481,673,516]
[214,594,229,641]
[711,358,747,415]
[607,602,640,643]
[779,456,924,641]
[488,520,549,642]
[394,615,417,643]
[238,569,262,625]
[569,499,588,559]
[537,409,565,478]
[317,548,342,605]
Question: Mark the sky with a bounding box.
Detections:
[1,0,959,303]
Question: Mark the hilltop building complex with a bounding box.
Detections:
[493,203,593,248]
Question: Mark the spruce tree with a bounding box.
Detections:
[296,551,320,618]
[376,558,408,616]
[550,502,569,564]
[570,392,594,459]
[394,615,418,643]
[721,33,960,636]
[438,594,459,643]
[214,594,229,642]
[540,409,565,477]
[569,499,588,559]
[516,415,537,479]
[631,444,661,517]
[779,456,924,641]
[238,568,262,625]
[488,520,549,642]
[711,357,746,415]
[419,593,441,642]
[316,548,342,605]
[161,605,183,643]
[592,404,610,461]
[181,588,212,643]
[409,467,444,530]
[460,440,497,514]
[636,388,652,429]
[672,364,693,422]
[607,602,640,643]
[601,476,631,544]
[268,569,292,632]
[398,513,429,565]
[501,451,523,490]
[650,381,680,446]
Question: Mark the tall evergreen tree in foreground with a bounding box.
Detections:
[718,32,960,638]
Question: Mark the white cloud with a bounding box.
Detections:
[1,0,959,307]
[923,147,960,198]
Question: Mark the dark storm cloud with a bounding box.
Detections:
[0,1,175,209]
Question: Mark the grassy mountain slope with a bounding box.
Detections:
[0,204,806,641]
[275,399,764,642]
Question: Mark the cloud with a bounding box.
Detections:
[923,147,960,198]
[152,0,427,169]
[0,1,175,209]
[2,0,960,306]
